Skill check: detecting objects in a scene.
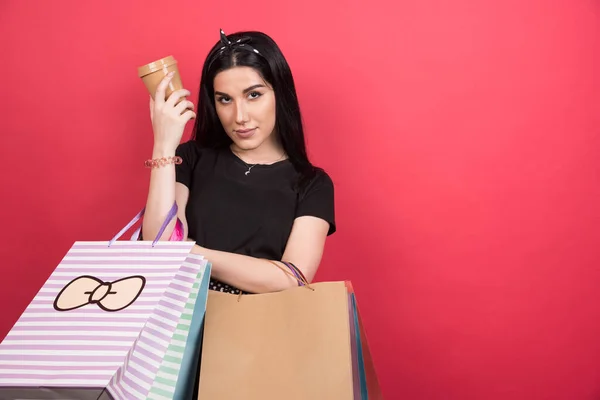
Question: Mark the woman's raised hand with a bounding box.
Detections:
[150,71,196,155]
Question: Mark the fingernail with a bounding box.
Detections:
[168,71,175,76]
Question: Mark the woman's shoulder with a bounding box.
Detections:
[176,139,200,159]
[174,141,227,187]
[313,167,333,184]
[309,166,334,186]
[176,140,223,162]
[297,166,334,198]
[295,166,336,234]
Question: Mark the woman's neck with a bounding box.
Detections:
[230,139,286,165]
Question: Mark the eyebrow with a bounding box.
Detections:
[214,84,266,97]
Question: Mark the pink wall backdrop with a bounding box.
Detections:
[1,0,599,398]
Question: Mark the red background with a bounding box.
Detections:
[1,1,599,399]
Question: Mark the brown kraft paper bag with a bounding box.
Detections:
[197,280,382,399]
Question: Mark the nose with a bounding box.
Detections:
[235,101,249,125]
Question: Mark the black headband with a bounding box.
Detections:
[205,29,263,73]
[218,29,261,55]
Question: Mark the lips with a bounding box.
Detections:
[234,128,257,138]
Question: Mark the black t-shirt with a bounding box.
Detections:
[175,140,336,261]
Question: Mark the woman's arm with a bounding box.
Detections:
[194,216,330,293]
[142,153,178,241]
[141,73,195,241]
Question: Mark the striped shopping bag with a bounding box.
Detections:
[146,258,211,400]
[0,203,209,399]
[147,274,202,399]
[106,253,209,399]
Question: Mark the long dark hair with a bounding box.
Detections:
[191,30,319,189]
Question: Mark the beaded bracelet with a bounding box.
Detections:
[144,156,182,168]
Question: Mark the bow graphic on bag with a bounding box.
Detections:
[53,275,146,312]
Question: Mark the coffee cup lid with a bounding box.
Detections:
[138,55,177,77]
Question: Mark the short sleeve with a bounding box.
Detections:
[175,140,200,188]
[296,171,336,235]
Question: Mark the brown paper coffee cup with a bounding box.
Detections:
[138,55,184,101]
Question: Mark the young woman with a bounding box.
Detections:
[141,30,335,294]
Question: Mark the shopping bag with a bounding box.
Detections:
[145,257,211,400]
[106,253,209,399]
[197,276,383,400]
[0,203,198,399]
[348,283,384,399]
[145,271,203,400]
[171,256,211,400]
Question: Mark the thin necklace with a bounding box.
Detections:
[232,150,286,176]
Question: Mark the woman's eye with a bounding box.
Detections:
[248,91,262,99]
[217,96,231,104]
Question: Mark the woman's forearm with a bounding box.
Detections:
[192,245,300,293]
[142,73,195,242]
[141,147,178,242]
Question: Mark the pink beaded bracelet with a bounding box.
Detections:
[144,156,182,168]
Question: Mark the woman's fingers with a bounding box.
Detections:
[174,99,195,116]
[153,72,175,106]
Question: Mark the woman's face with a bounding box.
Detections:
[214,66,278,152]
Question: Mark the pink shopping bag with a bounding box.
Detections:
[0,203,197,399]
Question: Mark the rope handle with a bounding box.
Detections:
[267,260,313,289]
[282,261,309,286]
[236,260,314,302]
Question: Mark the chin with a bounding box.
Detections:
[232,138,264,151]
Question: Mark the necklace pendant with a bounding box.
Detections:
[245,164,255,176]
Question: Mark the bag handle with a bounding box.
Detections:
[265,260,313,290]
[108,202,178,247]
[235,260,313,301]
[282,261,309,287]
